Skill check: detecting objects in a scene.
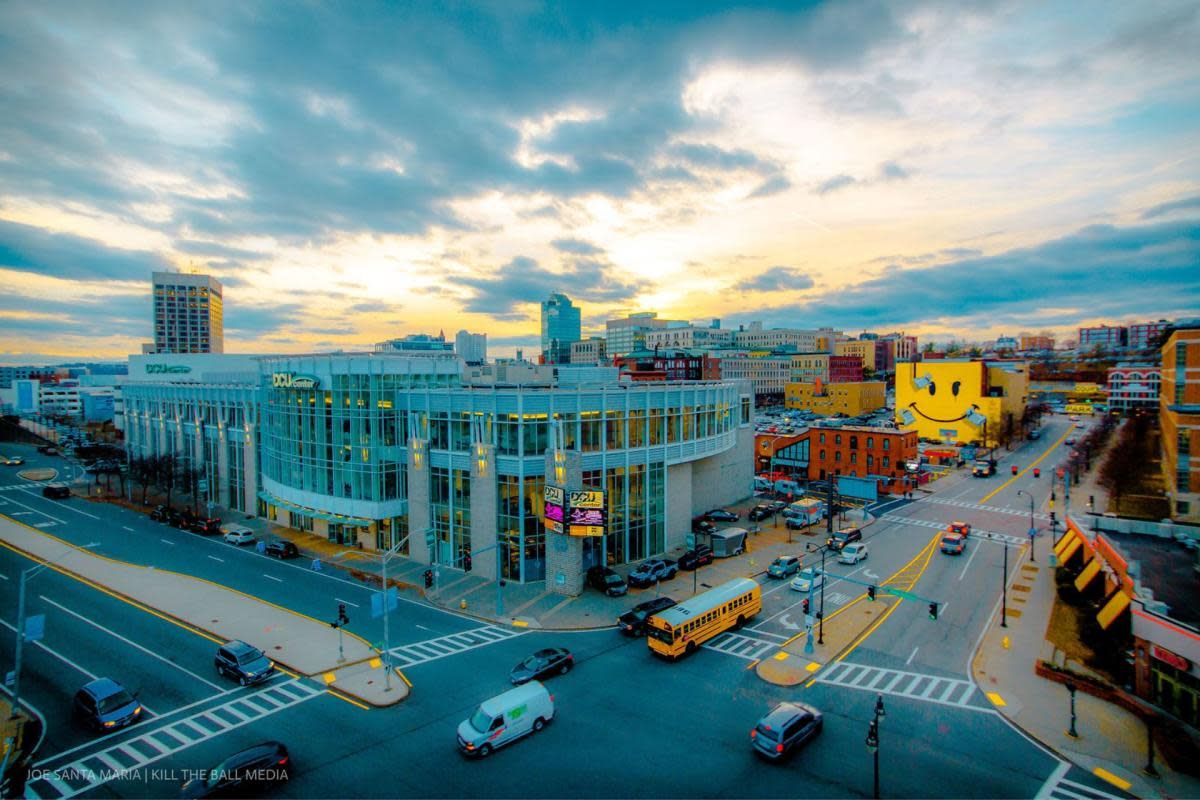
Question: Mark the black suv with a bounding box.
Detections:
[827,528,863,551]
[751,701,824,760]
[150,505,172,522]
[748,504,774,521]
[264,540,300,559]
[42,483,70,499]
[586,566,628,597]
[180,741,291,798]
[214,640,276,686]
[677,545,714,571]
[617,596,677,636]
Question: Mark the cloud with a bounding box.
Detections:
[815,160,910,195]
[734,266,815,293]
[224,303,305,336]
[0,220,171,281]
[459,254,649,317]
[552,238,604,256]
[348,300,397,313]
[748,174,792,198]
[879,161,909,181]
[816,174,857,195]
[1142,195,1200,219]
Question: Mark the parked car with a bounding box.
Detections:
[750,701,823,760]
[748,504,773,522]
[941,533,966,555]
[3,456,24,466]
[790,567,824,593]
[180,741,291,798]
[214,640,276,686]
[826,528,863,551]
[264,540,300,559]
[149,504,172,522]
[174,510,197,530]
[223,526,256,546]
[677,546,714,571]
[838,542,869,564]
[586,566,628,597]
[767,500,788,513]
[948,521,971,537]
[42,483,70,499]
[509,647,574,684]
[628,558,678,588]
[37,445,59,455]
[617,596,677,636]
[767,556,801,579]
[691,518,717,535]
[703,508,739,522]
[73,678,142,732]
[190,518,222,535]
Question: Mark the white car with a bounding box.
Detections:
[790,568,825,593]
[223,526,256,546]
[838,543,869,565]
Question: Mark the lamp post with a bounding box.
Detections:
[10,543,100,721]
[807,542,828,645]
[989,532,1009,627]
[1065,681,1079,738]
[864,693,885,799]
[1017,489,1036,562]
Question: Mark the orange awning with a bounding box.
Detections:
[1097,591,1132,630]
[1074,559,1102,592]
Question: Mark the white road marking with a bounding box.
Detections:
[705,631,779,661]
[335,597,360,608]
[159,538,175,546]
[415,624,431,631]
[388,625,525,668]
[40,597,225,691]
[263,574,283,583]
[906,646,919,665]
[959,538,982,580]
[206,555,224,563]
[0,572,7,580]
[815,661,985,712]
[123,526,135,533]
[1036,761,1071,799]
[0,617,100,684]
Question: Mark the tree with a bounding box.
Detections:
[130,456,155,505]
[158,454,179,509]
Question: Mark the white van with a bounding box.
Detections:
[457,681,555,758]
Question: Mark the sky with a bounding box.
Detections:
[1,0,1198,365]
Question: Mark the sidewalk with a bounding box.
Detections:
[972,425,1200,800]
[0,517,408,708]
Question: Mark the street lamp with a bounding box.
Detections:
[9,543,100,721]
[988,532,1009,627]
[1065,681,1079,738]
[1016,489,1036,562]
[864,693,885,799]
[806,542,828,645]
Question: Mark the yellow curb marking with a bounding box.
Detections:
[329,690,371,711]
[1092,768,1132,791]
[397,669,413,688]
[323,672,337,684]
[745,659,760,671]
[1007,608,1023,618]
[369,657,382,669]
[511,620,529,628]
[986,692,1007,707]
[773,651,789,661]
[805,661,821,672]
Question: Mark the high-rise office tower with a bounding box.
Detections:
[540,293,581,364]
[152,271,224,354]
[455,330,488,364]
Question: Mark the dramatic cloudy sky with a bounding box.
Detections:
[2,1,1198,363]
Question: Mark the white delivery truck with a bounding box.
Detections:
[710,528,748,558]
[457,681,555,758]
[784,498,827,527]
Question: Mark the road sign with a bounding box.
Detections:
[24,613,46,642]
[1028,527,1037,539]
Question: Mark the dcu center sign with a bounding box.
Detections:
[271,372,321,390]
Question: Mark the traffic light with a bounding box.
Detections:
[1049,511,1056,524]
[423,568,434,589]
[929,602,938,620]
[802,598,810,615]
[338,603,349,625]
[867,585,876,601]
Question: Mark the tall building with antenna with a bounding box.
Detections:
[151,271,224,353]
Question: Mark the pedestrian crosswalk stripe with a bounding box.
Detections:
[814,661,990,712]
[704,631,778,661]
[1038,772,1128,800]
[925,496,1051,520]
[387,624,525,668]
[880,514,1028,546]
[28,678,323,799]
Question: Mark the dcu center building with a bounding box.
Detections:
[121,352,753,595]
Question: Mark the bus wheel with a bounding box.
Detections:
[686,641,697,655]
[735,615,746,629]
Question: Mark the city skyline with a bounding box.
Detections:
[1,1,1199,365]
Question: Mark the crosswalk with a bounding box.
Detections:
[814,661,989,712]
[703,630,781,661]
[1038,769,1128,800]
[29,679,323,799]
[386,624,526,668]
[925,496,1050,521]
[880,514,1028,546]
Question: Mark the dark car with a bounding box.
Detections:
[826,528,863,551]
[214,640,276,686]
[264,540,300,559]
[150,505,172,522]
[677,545,714,571]
[627,558,678,588]
[190,518,222,535]
[509,647,574,684]
[42,483,70,499]
[37,445,59,455]
[174,510,197,530]
[617,596,677,636]
[748,504,773,521]
[73,678,143,732]
[691,518,716,535]
[180,741,291,798]
[767,500,788,513]
[751,701,823,760]
[703,508,739,522]
[586,566,628,597]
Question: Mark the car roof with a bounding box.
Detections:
[223,640,259,655]
[82,677,125,698]
[761,701,818,726]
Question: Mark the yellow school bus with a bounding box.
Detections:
[645,578,762,659]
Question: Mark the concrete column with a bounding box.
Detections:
[470,443,498,581]
[243,426,258,515]
[407,437,432,563]
[545,449,585,597]
[217,424,230,508]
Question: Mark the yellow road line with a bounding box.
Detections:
[1092,767,1132,791]
[981,427,1074,504]
[328,689,371,711]
[986,692,1007,707]
[397,669,413,688]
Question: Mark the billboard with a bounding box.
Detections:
[544,485,565,534]
[567,490,607,537]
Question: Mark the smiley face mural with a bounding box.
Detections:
[895,360,1028,446]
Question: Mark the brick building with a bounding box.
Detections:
[1161,324,1200,522]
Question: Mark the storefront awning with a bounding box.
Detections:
[1096,590,1132,630]
[257,491,373,527]
[1074,558,1103,592]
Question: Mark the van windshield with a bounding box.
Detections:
[469,708,493,733]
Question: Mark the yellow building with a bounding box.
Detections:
[1161,325,1200,523]
[835,340,877,372]
[895,360,1028,446]
[785,381,886,416]
[790,353,830,383]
